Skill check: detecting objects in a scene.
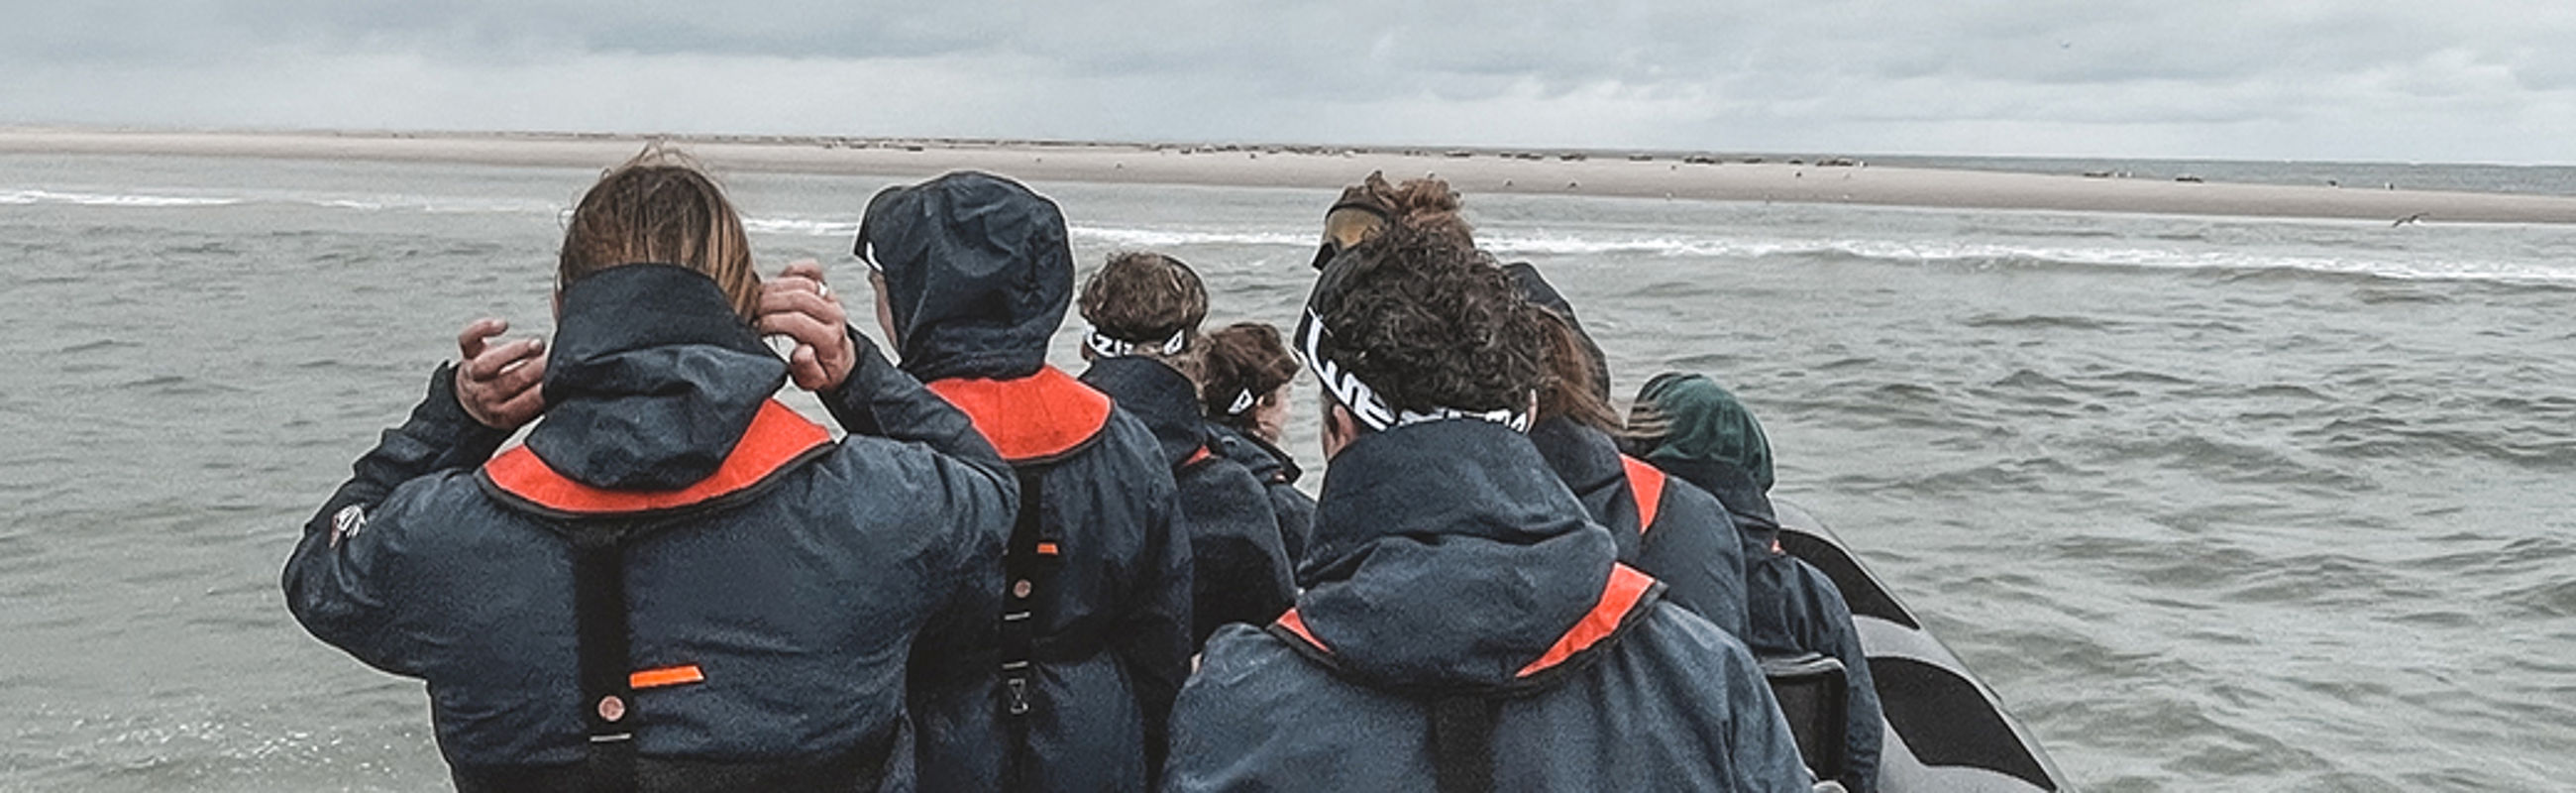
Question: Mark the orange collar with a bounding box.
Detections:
[1272,563,1660,678]
[483,400,832,515]
[926,367,1115,463]
[1619,455,1668,534]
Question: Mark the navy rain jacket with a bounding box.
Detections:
[1528,416,1751,640]
[1081,356,1296,648]
[1655,455,1884,793]
[1164,419,1810,792]
[1205,422,1316,570]
[283,264,1015,792]
[861,171,1194,793]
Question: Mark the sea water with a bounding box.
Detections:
[2,154,2571,792]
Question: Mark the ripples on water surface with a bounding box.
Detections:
[2,155,2571,791]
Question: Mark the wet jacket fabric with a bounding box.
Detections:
[1637,374,1881,793]
[862,170,1194,792]
[1528,417,1750,640]
[1205,422,1315,569]
[1164,419,1810,792]
[1081,356,1295,648]
[284,264,1014,792]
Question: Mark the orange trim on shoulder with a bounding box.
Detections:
[629,664,704,690]
[1620,455,1668,534]
[925,367,1115,462]
[1516,564,1657,677]
[484,400,831,514]
[1275,608,1329,653]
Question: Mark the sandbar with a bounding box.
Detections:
[5,127,2573,224]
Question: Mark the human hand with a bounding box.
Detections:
[454,317,548,429]
[758,259,858,392]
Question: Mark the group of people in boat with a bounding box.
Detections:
[282,148,1884,792]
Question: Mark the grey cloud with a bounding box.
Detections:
[3,0,2575,162]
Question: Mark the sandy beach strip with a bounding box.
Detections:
[6,127,2574,224]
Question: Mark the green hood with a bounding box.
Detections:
[1634,372,1772,492]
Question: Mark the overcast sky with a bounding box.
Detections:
[8,1,2575,164]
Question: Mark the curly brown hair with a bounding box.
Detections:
[1311,221,1544,416]
[1200,322,1302,426]
[558,146,759,319]
[1078,251,1209,348]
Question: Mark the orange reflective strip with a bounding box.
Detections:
[1275,608,1329,653]
[629,664,704,689]
[485,400,832,514]
[925,367,1115,462]
[1620,455,1668,534]
[1036,541,1061,556]
[1516,564,1657,677]
[1183,445,1213,467]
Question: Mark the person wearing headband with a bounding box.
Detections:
[1633,373,1883,793]
[1164,221,1810,792]
[284,150,1017,791]
[1196,322,1315,567]
[1074,252,1296,649]
[856,171,1192,792]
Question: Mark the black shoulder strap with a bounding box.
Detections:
[571,529,637,793]
[1428,696,1500,793]
[998,464,1058,788]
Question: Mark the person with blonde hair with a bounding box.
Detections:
[284,150,1015,791]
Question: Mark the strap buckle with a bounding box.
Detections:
[1005,676,1031,715]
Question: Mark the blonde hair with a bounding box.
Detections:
[559,145,760,319]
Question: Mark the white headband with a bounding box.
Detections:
[1295,307,1532,433]
[1084,324,1188,359]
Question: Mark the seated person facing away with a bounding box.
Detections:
[1164,221,1811,793]
[856,171,1193,793]
[1633,373,1884,793]
[283,151,1015,792]
[1195,321,1315,567]
[1075,251,1295,648]
[1322,172,1752,639]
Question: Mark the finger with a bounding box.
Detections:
[457,317,508,360]
[790,344,826,390]
[488,351,549,396]
[489,385,547,426]
[756,310,841,349]
[778,259,826,284]
[462,338,543,382]
[762,291,846,330]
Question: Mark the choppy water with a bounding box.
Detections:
[3,154,2572,792]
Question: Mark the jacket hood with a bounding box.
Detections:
[1652,455,1779,539]
[1293,419,1621,691]
[857,170,1073,383]
[1078,356,1207,468]
[526,264,787,491]
[1209,422,1300,487]
[1526,416,1642,559]
[1637,372,1773,492]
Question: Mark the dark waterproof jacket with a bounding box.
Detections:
[1637,373,1880,793]
[1528,417,1750,640]
[1082,356,1296,648]
[1656,456,1883,793]
[1205,422,1316,570]
[862,171,1194,792]
[283,264,1015,792]
[1164,420,1810,792]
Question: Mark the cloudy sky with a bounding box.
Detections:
[8,0,2575,164]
